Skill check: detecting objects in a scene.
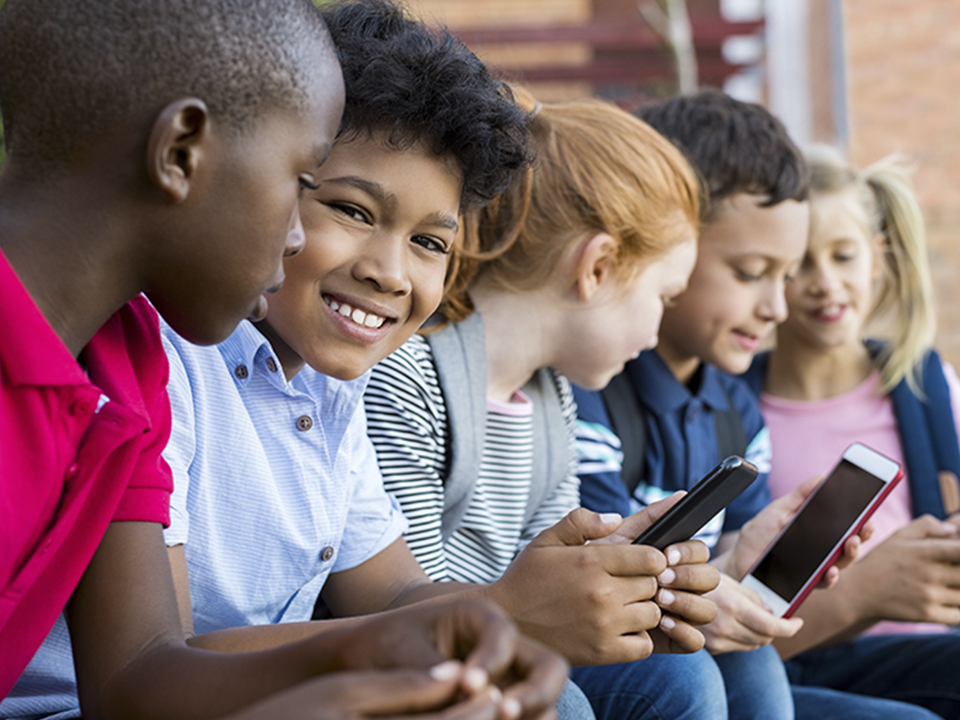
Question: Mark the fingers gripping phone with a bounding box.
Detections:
[740,442,904,618]
[633,456,759,551]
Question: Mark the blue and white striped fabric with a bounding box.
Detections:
[161,319,407,633]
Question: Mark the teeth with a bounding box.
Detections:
[324,296,386,329]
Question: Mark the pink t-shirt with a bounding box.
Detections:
[0,248,173,697]
[760,368,960,637]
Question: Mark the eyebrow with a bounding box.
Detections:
[324,175,459,232]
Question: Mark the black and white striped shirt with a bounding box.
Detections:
[365,334,581,584]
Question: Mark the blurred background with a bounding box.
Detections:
[404,0,960,366]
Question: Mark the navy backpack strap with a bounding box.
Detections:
[600,370,646,494]
[714,382,748,459]
[872,341,959,519]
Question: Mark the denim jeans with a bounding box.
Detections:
[572,646,793,720]
[572,649,727,720]
[788,633,960,719]
[558,680,597,720]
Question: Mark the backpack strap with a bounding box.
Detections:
[600,370,646,494]
[872,339,960,519]
[426,313,489,541]
[714,381,748,459]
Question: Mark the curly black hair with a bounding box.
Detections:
[320,0,531,210]
[639,89,808,216]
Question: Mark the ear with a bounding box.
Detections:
[574,233,619,302]
[146,98,210,204]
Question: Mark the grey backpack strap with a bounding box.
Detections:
[521,368,573,527]
[426,313,488,542]
[600,370,647,494]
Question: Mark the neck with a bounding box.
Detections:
[469,281,553,403]
[764,333,874,401]
[653,337,702,387]
[0,174,140,357]
[254,320,305,381]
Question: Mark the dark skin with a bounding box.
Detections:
[1,91,567,720]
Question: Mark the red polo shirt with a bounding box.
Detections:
[0,248,173,697]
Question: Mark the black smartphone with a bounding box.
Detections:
[632,455,759,550]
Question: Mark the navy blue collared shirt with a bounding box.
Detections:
[574,350,771,549]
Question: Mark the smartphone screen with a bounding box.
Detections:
[749,458,886,602]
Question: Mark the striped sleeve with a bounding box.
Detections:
[364,336,450,580]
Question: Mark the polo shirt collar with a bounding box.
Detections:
[0,246,89,388]
[217,320,286,386]
[628,350,731,414]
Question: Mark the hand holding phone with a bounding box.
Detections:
[740,442,903,618]
[633,456,759,551]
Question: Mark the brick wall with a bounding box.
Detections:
[841,0,960,365]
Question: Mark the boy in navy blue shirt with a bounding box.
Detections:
[573,90,810,720]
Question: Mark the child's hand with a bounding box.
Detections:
[648,539,719,654]
[717,474,823,580]
[697,572,803,654]
[838,514,960,625]
[331,597,568,720]
[488,508,667,666]
[224,665,506,720]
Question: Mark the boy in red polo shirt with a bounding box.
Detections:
[0,1,565,718]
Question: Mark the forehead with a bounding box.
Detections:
[809,190,871,243]
[702,193,809,263]
[321,131,463,208]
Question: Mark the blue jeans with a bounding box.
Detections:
[558,680,596,720]
[714,645,793,720]
[787,633,960,719]
[572,650,726,720]
[573,646,792,720]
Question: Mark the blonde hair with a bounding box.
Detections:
[805,144,935,395]
[440,86,700,323]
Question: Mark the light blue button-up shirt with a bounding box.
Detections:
[2,320,406,719]
[162,319,407,633]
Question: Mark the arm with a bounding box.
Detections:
[71,523,567,720]
[773,514,960,659]
[571,385,634,518]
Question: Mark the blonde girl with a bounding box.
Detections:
[747,144,960,718]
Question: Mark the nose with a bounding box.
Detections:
[757,280,789,324]
[284,210,306,258]
[353,235,411,295]
[808,260,840,296]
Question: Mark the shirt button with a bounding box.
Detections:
[65,462,80,481]
[266,357,278,373]
[321,546,335,562]
[234,364,249,380]
[296,415,313,432]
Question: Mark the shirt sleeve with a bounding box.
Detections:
[364,338,450,580]
[333,399,409,572]
[942,361,960,450]
[109,297,174,526]
[572,384,635,518]
[158,324,198,546]
[520,374,581,547]
[720,376,773,531]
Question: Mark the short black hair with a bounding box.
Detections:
[0,0,337,175]
[320,0,531,209]
[639,89,808,216]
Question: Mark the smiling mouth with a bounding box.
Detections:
[324,295,387,329]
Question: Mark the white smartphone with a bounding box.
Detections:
[740,442,903,618]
